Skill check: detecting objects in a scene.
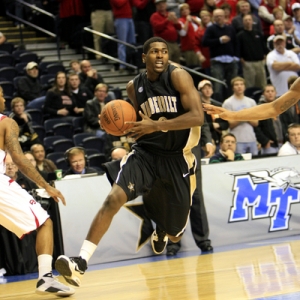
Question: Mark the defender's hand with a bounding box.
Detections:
[203,104,232,120]
[45,185,66,206]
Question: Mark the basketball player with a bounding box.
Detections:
[0,87,74,296]
[203,77,300,121]
[55,37,204,287]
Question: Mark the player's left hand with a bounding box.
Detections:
[124,111,158,139]
[98,114,104,130]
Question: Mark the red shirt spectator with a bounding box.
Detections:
[195,10,212,69]
[110,0,133,18]
[150,0,181,42]
[186,0,205,16]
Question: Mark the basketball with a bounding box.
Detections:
[100,100,137,136]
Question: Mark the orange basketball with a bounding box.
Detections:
[100,100,137,136]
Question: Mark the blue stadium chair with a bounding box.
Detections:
[73,132,95,147]
[44,119,65,136]
[85,148,101,156]
[25,108,43,125]
[88,153,107,170]
[26,96,46,110]
[0,54,14,66]
[46,152,65,163]
[39,61,56,75]
[0,81,14,97]
[12,76,23,91]
[0,67,18,82]
[0,43,15,54]
[19,52,39,63]
[55,157,68,171]
[40,74,55,85]
[52,123,74,139]
[32,125,45,141]
[12,49,29,61]
[44,135,65,154]
[52,139,74,153]
[82,136,105,154]
[46,63,65,75]
[245,87,263,103]
[15,62,27,75]
[72,116,84,134]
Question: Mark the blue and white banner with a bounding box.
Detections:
[56,155,300,265]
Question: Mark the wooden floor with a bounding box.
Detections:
[1,239,300,300]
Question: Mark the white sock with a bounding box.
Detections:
[38,254,53,279]
[79,240,97,263]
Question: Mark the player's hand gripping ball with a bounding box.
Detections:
[100,100,137,136]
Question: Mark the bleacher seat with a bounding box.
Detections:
[55,157,68,171]
[25,108,44,125]
[15,62,27,75]
[72,116,84,134]
[245,87,263,103]
[13,76,23,91]
[88,153,107,170]
[39,61,56,75]
[32,125,45,141]
[40,74,55,85]
[52,139,74,152]
[44,119,65,136]
[85,148,101,156]
[82,136,105,154]
[12,50,29,63]
[73,132,95,147]
[0,54,14,66]
[46,63,65,75]
[44,135,65,154]
[46,152,65,163]
[0,67,18,82]
[0,43,15,54]
[19,52,39,63]
[0,81,14,97]
[52,123,74,139]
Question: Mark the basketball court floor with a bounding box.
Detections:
[1,235,299,299]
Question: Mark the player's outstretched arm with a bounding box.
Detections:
[204,78,300,121]
[3,118,66,205]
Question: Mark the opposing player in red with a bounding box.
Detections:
[55,37,204,287]
[0,86,74,297]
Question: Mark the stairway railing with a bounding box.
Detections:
[81,26,227,87]
[5,0,61,60]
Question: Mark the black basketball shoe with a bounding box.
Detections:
[55,256,87,287]
[151,227,168,254]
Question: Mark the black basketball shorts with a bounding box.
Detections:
[104,145,197,236]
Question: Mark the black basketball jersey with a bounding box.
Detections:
[133,64,200,155]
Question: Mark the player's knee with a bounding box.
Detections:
[168,235,182,243]
[102,193,125,214]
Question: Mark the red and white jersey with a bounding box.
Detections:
[0,114,7,175]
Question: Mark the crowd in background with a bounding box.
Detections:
[1,0,300,168]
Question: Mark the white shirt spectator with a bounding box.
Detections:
[278,141,300,156]
[266,49,300,96]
